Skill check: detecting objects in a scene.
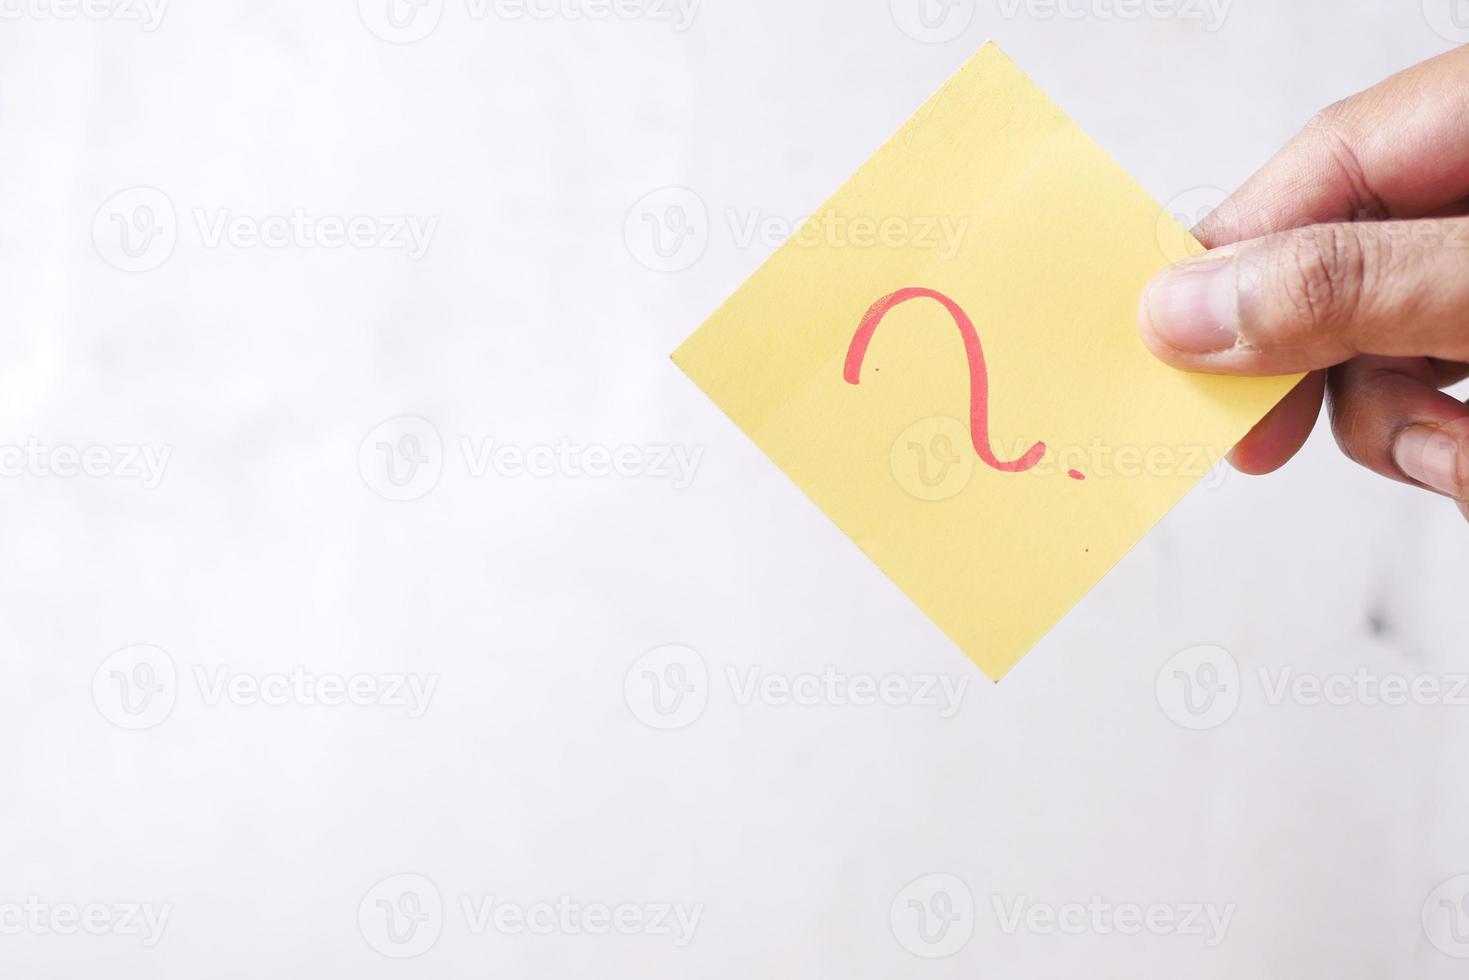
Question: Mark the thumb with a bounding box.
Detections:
[1139,219,1469,375]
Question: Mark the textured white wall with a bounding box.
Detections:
[2,0,1468,976]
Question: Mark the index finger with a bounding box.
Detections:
[1196,44,1469,248]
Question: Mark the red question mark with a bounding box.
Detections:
[844,287,1085,480]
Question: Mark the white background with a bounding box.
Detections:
[4,0,1469,976]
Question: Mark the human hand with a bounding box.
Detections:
[1138,46,1469,520]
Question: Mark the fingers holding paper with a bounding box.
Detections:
[1137,45,1469,492]
[1138,220,1469,509]
[1225,371,1325,476]
[1140,219,1469,372]
[1194,45,1469,243]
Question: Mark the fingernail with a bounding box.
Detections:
[1142,253,1240,353]
[1393,425,1469,498]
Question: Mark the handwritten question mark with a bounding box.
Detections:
[844,287,1085,481]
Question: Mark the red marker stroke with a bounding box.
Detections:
[844,287,1049,475]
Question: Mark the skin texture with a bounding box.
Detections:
[1137,45,1469,517]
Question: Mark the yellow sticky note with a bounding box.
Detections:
[673,43,1298,681]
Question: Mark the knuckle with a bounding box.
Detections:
[1326,367,1391,467]
[1302,99,1387,223]
[1267,224,1373,349]
[1306,98,1354,133]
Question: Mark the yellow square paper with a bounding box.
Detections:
[673,43,1297,681]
